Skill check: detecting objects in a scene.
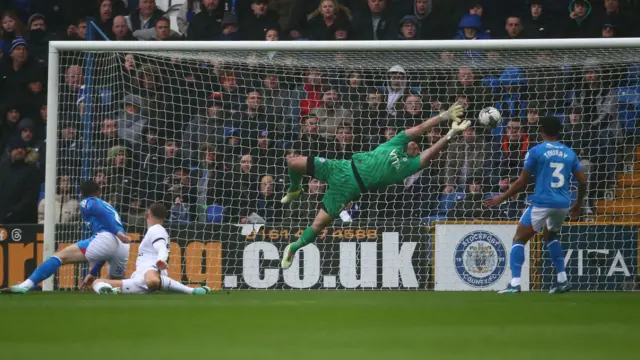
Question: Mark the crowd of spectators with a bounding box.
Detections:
[0,0,639,227]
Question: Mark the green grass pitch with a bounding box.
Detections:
[0,292,638,360]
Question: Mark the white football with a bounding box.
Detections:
[478,107,501,129]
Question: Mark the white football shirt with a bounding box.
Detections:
[137,224,170,270]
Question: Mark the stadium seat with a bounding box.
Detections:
[38,183,45,204]
[481,75,500,92]
[421,193,467,225]
[595,215,640,223]
[206,204,225,224]
[437,192,465,217]
[98,88,113,107]
[616,86,640,133]
[625,64,640,86]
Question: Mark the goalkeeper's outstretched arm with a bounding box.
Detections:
[405,102,464,139]
[419,119,471,169]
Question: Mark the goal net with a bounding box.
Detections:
[46,40,640,291]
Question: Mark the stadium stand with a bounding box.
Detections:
[0,0,639,227]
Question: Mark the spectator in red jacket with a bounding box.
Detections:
[296,67,325,117]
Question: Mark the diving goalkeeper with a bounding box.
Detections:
[280,102,470,269]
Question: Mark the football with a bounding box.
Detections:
[478,107,501,129]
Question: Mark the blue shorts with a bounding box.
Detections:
[520,206,569,232]
[76,236,96,252]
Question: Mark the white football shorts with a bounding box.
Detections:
[78,232,130,278]
[520,206,569,232]
[121,262,167,294]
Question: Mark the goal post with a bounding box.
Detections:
[44,39,640,292]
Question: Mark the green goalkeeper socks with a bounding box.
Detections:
[287,166,303,192]
[289,227,317,253]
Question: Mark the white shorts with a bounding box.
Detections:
[79,232,130,278]
[520,206,569,232]
[122,263,167,294]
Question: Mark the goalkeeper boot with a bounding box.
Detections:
[497,284,521,294]
[281,189,303,204]
[549,281,571,294]
[281,244,294,269]
[192,287,208,295]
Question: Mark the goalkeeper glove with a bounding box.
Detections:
[440,102,465,123]
[446,120,472,140]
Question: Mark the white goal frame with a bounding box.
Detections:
[44,38,640,291]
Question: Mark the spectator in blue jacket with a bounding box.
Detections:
[454,14,490,40]
[0,11,25,56]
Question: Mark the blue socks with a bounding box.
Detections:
[89,262,105,277]
[25,256,63,288]
[509,243,525,286]
[546,240,568,282]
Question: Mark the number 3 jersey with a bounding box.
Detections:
[137,224,170,271]
[524,141,582,209]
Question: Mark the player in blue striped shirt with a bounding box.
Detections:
[3,181,131,293]
[485,116,587,294]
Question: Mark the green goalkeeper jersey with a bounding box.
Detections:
[351,130,422,191]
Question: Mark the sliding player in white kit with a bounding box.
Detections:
[89,203,211,295]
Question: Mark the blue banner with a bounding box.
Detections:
[540,225,638,291]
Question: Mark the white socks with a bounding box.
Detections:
[161,276,193,294]
[92,281,112,294]
[510,273,566,288]
[558,271,567,283]
[91,277,194,295]
[18,279,35,289]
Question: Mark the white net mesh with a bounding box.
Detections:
[52,45,640,291]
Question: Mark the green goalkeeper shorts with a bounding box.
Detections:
[309,156,362,217]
